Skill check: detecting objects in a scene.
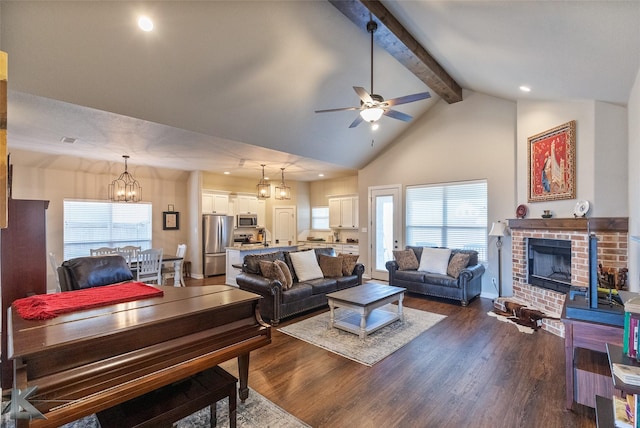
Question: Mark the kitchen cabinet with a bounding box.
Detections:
[202,191,230,214]
[235,194,258,214]
[329,196,358,229]
[257,200,266,227]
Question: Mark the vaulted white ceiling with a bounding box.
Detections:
[1,1,638,181]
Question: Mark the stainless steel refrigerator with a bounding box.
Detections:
[202,214,234,276]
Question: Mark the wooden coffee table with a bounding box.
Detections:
[327,283,406,339]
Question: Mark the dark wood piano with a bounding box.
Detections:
[8,285,271,428]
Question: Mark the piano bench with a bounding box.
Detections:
[96,366,237,428]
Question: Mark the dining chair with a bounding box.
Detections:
[49,252,62,292]
[116,246,141,268]
[137,248,164,285]
[90,247,118,256]
[162,244,187,286]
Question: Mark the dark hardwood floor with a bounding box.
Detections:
[186,275,596,428]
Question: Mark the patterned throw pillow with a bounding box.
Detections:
[393,249,419,270]
[259,260,287,286]
[447,253,471,279]
[318,254,343,278]
[338,253,359,276]
[274,259,293,289]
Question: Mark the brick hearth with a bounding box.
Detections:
[508,217,628,337]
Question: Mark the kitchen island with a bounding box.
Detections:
[226,244,298,286]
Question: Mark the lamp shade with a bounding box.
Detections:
[360,107,384,122]
[488,221,507,237]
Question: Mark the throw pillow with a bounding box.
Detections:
[447,252,471,279]
[393,249,419,270]
[274,259,293,289]
[418,247,452,275]
[289,250,324,282]
[318,254,343,277]
[259,260,287,286]
[338,253,359,276]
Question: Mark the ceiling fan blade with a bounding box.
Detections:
[383,109,413,122]
[315,106,361,113]
[385,92,431,107]
[349,114,364,128]
[353,86,373,104]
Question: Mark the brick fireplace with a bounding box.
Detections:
[508,217,628,337]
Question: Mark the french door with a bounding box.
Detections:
[369,185,402,281]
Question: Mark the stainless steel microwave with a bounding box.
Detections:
[237,214,258,227]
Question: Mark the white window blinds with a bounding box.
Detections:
[406,180,488,261]
[311,206,330,230]
[63,200,153,260]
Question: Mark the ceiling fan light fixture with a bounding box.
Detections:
[256,164,271,199]
[360,107,384,122]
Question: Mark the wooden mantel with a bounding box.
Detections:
[508,217,628,233]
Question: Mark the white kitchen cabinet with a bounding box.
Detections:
[202,191,230,214]
[257,200,266,227]
[235,194,258,214]
[338,244,360,255]
[329,196,358,229]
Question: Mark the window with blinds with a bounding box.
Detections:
[406,180,488,261]
[63,200,153,260]
[311,206,330,230]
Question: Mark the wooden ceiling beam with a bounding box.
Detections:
[329,0,462,104]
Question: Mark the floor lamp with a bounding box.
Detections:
[489,221,507,297]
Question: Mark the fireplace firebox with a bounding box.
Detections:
[527,238,572,294]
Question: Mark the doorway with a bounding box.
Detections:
[273,206,296,245]
[369,185,402,281]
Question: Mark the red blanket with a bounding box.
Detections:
[13,282,164,320]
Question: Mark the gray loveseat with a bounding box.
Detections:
[236,248,364,325]
[385,246,485,306]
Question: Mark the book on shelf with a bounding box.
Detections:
[613,395,634,428]
[613,363,640,385]
[624,311,640,359]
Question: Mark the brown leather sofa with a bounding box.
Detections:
[57,255,134,291]
[236,248,364,325]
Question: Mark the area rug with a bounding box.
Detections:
[1,387,310,428]
[278,305,446,366]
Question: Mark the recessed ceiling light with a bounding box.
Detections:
[223,171,230,175]
[318,173,324,177]
[519,85,531,93]
[138,16,154,32]
[60,136,77,144]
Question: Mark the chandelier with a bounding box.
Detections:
[274,167,291,200]
[256,164,271,199]
[108,155,142,202]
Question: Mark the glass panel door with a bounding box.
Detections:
[369,185,401,281]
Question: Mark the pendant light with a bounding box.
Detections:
[256,164,271,199]
[108,155,142,202]
[274,167,291,200]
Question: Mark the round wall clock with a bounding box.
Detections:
[516,204,527,219]
[574,200,590,218]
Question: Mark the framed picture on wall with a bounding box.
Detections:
[528,120,576,202]
[163,211,179,230]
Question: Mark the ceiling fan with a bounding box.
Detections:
[315,20,431,128]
